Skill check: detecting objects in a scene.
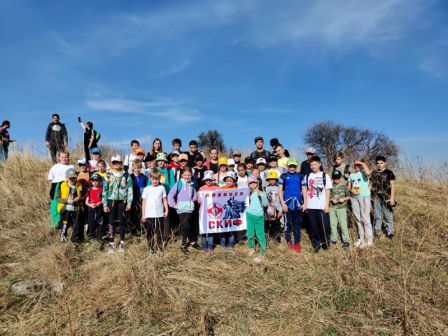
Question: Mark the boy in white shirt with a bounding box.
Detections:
[124,140,140,174]
[48,151,75,199]
[302,156,333,253]
[141,169,169,252]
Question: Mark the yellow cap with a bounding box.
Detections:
[266,170,279,180]
[218,157,228,166]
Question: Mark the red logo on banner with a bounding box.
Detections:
[208,203,223,219]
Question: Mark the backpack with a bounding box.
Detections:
[249,191,268,219]
[305,171,327,188]
[94,130,101,142]
[332,164,350,179]
[280,172,303,190]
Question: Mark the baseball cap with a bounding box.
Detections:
[248,175,259,185]
[135,148,145,155]
[203,170,215,181]
[65,168,77,179]
[332,170,342,179]
[111,155,122,163]
[171,150,180,156]
[254,136,264,143]
[305,147,316,154]
[218,157,228,166]
[77,157,87,165]
[224,171,237,181]
[266,170,279,180]
[91,173,101,180]
[91,147,101,154]
[156,152,168,162]
[232,150,241,157]
[287,158,298,166]
[256,157,267,165]
[227,159,236,166]
[179,153,189,161]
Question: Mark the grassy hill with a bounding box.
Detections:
[0,153,447,335]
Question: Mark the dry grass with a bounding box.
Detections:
[0,152,447,336]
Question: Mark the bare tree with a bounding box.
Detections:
[304,121,399,169]
[198,130,226,153]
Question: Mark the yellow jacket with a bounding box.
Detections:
[56,180,84,213]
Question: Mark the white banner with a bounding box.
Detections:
[198,188,250,234]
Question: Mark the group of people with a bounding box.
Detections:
[46,116,397,263]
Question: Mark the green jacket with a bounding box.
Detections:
[102,171,133,207]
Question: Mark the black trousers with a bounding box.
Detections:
[145,217,164,251]
[265,219,282,243]
[49,143,65,164]
[128,203,143,236]
[108,200,127,241]
[179,213,194,246]
[61,210,84,243]
[88,206,104,241]
[83,143,91,161]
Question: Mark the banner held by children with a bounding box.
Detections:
[198,188,250,234]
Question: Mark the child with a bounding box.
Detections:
[124,140,140,174]
[232,150,242,165]
[302,156,333,253]
[143,154,156,178]
[205,147,219,173]
[135,148,146,170]
[96,160,108,179]
[141,169,169,252]
[256,158,268,189]
[214,157,228,187]
[348,159,372,249]
[155,153,175,191]
[48,151,75,199]
[174,153,190,181]
[219,172,238,250]
[168,167,198,255]
[56,168,84,243]
[88,147,108,172]
[129,159,148,236]
[264,170,283,244]
[197,170,219,253]
[86,173,104,242]
[370,155,396,239]
[244,157,254,173]
[192,154,206,189]
[77,157,90,191]
[227,159,236,173]
[246,175,269,264]
[103,155,133,254]
[278,158,305,252]
[78,118,98,161]
[236,163,249,188]
[169,150,180,169]
[221,171,237,189]
[329,170,351,248]
[333,152,353,181]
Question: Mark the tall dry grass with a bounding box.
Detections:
[0,151,447,335]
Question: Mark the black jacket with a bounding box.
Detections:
[45,122,68,145]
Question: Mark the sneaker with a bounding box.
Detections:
[190,242,201,250]
[354,239,365,248]
[342,242,350,249]
[180,245,190,255]
[287,242,294,250]
[294,243,301,253]
[248,249,256,257]
[387,233,394,240]
[330,240,337,245]
[60,234,67,243]
[118,242,125,253]
[367,241,374,247]
[313,246,320,254]
[253,256,264,264]
[108,242,116,255]
[374,232,381,238]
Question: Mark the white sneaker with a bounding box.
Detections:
[118,242,125,253]
[108,242,116,255]
[248,249,256,257]
[367,241,374,247]
[354,239,365,248]
[253,256,264,264]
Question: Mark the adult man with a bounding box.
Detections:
[45,114,68,164]
[249,136,270,162]
[300,147,322,175]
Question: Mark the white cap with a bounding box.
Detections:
[203,170,215,181]
[305,147,316,154]
[227,159,236,166]
[256,157,267,165]
[77,157,87,165]
[224,171,237,181]
[111,155,122,163]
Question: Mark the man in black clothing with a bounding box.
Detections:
[45,114,68,164]
[249,136,271,162]
[187,140,201,168]
[300,147,322,175]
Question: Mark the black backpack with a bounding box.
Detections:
[305,171,327,188]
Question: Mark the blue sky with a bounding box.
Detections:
[1,0,447,163]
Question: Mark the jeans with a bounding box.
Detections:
[329,207,350,243]
[247,212,266,256]
[145,217,164,251]
[373,198,394,235]
[220,232,235,248]
[108,200,127,242]
[351,196,373,243]
[201,234,214,250]
[284,210,302,244]
[307,209,331,250]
